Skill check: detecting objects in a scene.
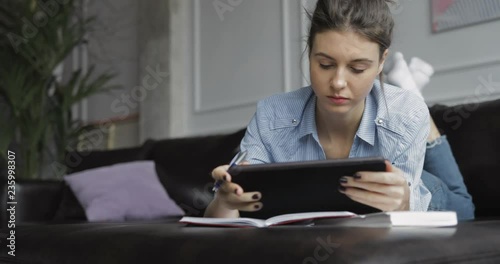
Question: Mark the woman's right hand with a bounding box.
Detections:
[203,164,263,218]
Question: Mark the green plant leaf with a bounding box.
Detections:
[0,0,120,179]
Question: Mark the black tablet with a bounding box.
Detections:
[228,157,387,219]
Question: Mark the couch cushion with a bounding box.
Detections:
[430,98,500,218]
[65,141,154,174]
[1,180,63,226]
[64,161,184,221]
[52,184,87,222]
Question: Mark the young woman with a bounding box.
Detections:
[204,0,473,220]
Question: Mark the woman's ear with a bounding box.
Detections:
[378,49,390,74]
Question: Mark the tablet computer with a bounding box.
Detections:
[228,157,387,219]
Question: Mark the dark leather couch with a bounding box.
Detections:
[1,99,500,263]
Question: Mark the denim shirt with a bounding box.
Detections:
[239,80,432,211]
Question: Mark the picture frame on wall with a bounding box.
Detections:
[432,0,500,33]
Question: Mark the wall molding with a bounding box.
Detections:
[192,0,292,113]
[193,0,203,113]
[434,57,500,75]
[282,0,291,92]
[192,0,262,113]
[300,0,310,87]
[193,100,258,115]
[168,0,190,138]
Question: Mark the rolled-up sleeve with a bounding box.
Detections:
[238,103,272,165]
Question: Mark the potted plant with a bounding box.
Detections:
[0,0,117,179]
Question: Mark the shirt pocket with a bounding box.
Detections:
[269,118,300,130]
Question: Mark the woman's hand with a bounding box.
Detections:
[339,161,410,211]
[203,163,263,218]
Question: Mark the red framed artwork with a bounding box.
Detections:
[432,0,500,33]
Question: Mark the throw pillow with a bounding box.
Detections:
[64,161,184,221]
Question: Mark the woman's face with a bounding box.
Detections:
[309,30,387,118]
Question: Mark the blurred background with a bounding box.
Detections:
[1,0,500,178]
[78,0,500,146]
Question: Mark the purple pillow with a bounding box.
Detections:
[64,161,184,221]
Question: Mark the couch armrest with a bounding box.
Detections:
[1,180,64,227]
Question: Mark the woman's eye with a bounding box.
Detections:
[351,68,365,74]
[320,64,334,69]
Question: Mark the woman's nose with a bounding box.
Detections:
[331,70,347,90]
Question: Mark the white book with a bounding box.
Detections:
[180,211,457,228]
[317,211,458,228]
[180,211,356,228]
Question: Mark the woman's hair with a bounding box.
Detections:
[307,0,395,60]
[306,0,395,109]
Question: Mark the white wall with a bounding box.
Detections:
[80,0,172,147]
[86,0,139,122]
[170,0,307,137]
[82,0,140,148]
[391,0,500,106]
[86,0,500,141]
[138,0,171,142]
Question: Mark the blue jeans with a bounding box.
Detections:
[421,136,475,220]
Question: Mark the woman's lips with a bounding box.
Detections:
[327,96,349,105]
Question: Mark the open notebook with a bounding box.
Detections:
[180,211,458,228]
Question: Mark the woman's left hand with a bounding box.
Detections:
[339,160,410,211]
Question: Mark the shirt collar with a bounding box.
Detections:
[297,86,377,146]
[297,87,318,139]
[356,89,376,146]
